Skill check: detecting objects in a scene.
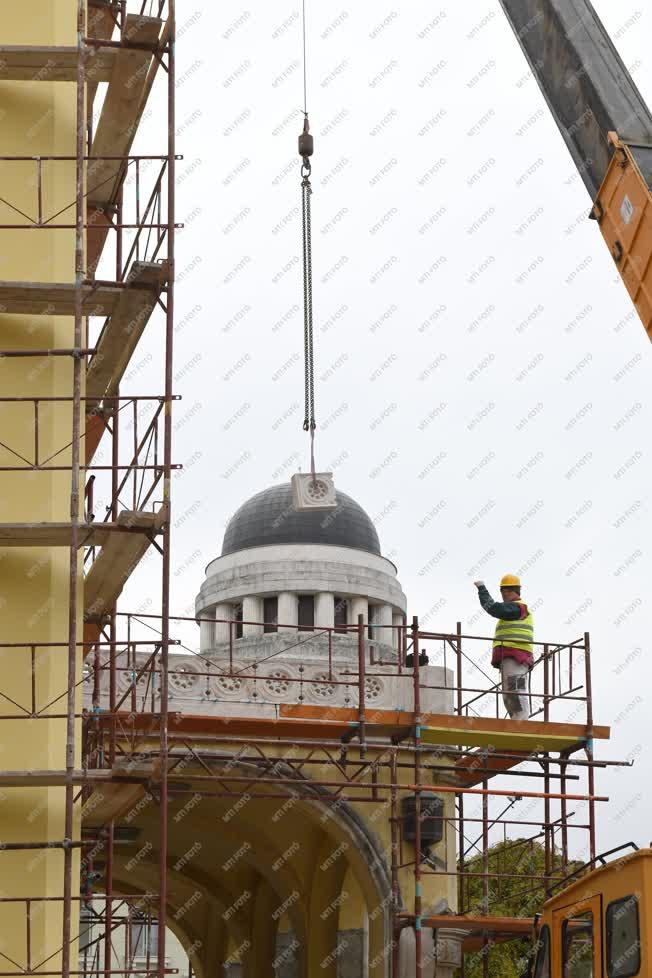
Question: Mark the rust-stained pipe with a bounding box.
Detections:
[411,615,422,978]
[482,780,489,978]
[456,620,466,947]
[357,613,366,755]
[61,8,87,976]
[584,631,596,867]
[390,750,400,977]
[543,645,552,898]
[157,7,176,976]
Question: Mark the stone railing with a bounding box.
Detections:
[85,633,454,717]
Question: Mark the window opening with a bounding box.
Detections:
[334,596,348,632]
[298,595,314,631]
[264,596,278,633]
[607,895,640,977]
[563,910,594,978]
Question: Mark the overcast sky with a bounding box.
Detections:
[113,0,652,859]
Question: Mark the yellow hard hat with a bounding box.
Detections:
[500,573,521,588]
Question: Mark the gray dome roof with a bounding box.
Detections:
[221,484,381,556]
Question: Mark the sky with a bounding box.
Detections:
[107,0,652,858]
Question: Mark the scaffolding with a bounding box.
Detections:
[0,3,622,977]
[76,611,613,977]
[0,1,175,976]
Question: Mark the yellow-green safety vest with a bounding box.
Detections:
[492,602,534,654]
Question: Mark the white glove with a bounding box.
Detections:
[473,580,485,588]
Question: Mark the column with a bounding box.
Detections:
[307,837,348,977]
[398,925,465,978]
[431,927,465,976]
[274,931,300,978]
[249,878,279,978]
[392,613,403,651]
[277,592,298,634]
[214,602,231,643]
[314,591,335,629]
[349,596,368,625]
[199,612,214,651]
[376,604,393,646]
[242,595,263,636]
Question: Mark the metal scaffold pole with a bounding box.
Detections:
[62,3,87,973]
[412,616,422,978]
[456,620,467,978]
[158,2,176,973]
[584,631,597,868]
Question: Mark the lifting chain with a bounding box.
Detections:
[299,114,316,475]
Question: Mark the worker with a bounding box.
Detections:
[81,867,102,910]
[473,574,534,720]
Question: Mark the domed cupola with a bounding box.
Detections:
[195,483,406,660]
[221,484,381,556]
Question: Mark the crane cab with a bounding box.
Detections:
[530,847,650,977]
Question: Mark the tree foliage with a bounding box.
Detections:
[457,839,583,978]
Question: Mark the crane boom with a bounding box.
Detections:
[498,0,652,336]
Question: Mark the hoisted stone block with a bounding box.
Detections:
[290,472,337,511]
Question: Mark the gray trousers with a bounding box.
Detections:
[500,658,530,720]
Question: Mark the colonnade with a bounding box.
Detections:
[199,594,405,650]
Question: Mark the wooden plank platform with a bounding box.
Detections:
[455,749,528,788]
[83,759,159,826]
[0,46,116,82]
[86,261,168,408]
[85,409,108,465]
[87,2,119,110]
[0,522,113,548]
[97,706,609,755]
[281,704,610,752]
[106,711,357,743]
[418,913,534,952]
[0,280,123,316]
[85,508,165,620]
[88,14,162,211]
[0,513,163,550]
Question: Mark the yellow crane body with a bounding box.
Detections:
[591,133,652,340]
[531,847,651,977]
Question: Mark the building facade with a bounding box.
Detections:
[88,483,463,977]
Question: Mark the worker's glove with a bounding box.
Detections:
[473,580,484,588]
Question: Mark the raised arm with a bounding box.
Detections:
[474,582,523,621]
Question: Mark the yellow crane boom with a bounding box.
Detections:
[499,0,652,337]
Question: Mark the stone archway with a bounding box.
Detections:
[97,749,396,978]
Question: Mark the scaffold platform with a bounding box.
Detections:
[88,704,609,756]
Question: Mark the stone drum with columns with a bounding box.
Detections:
[194,483,452,718]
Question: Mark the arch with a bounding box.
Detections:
[105,749,394,978]
[109,859,246,978]
[106,869,207,978]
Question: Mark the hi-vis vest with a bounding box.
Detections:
[492,601,534,654]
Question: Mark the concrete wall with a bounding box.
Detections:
[196,544,407,618]
[0,0,82,963]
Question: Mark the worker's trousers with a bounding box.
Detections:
[500,658,530,720]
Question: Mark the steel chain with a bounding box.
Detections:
[301,169,315,434]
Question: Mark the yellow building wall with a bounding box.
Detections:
[0,0,82,968]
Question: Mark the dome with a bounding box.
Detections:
[221,483,381,556]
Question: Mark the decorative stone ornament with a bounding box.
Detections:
[169,662,198,693]
[398,925,465,978]
[290,471,337,511]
